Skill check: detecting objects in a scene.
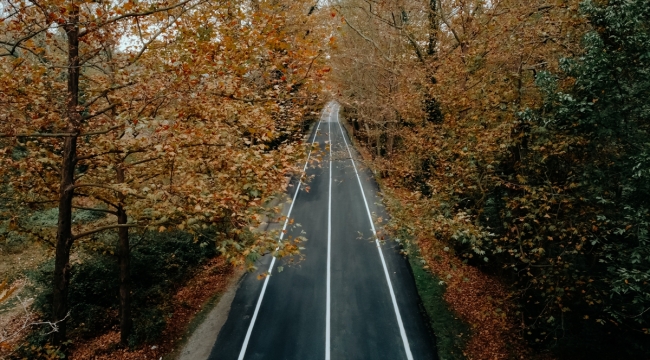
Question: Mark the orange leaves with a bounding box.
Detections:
[122,1,134,12]
[0,278,18,304]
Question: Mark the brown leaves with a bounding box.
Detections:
[68,258,235,360]
[0,278,18,304]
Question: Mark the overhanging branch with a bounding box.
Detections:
[72,223,140,241]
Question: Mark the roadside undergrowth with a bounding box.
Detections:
[384,185,534,359]
[67,256,233,360]
[345,122,541,360]
[405,242,470,360]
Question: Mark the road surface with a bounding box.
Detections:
[208,102,437,360]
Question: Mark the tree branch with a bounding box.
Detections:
[1,124,122,138]
[80,124,123,136]
[299,51,323,83]
[73,183,146,199]
[76,192,119,209]
[72,223,140,241]
[76,149,124,162]
[0,132,76,138]
[72,183,119,192]
[72,206,118,215]
[128,156,161,166]
[81,104,117,121]
[339,15,392,63]
[84,83,134,108]
[79,0,198,38]
[0,24,53,56]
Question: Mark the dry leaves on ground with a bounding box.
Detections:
[68,257,233,360]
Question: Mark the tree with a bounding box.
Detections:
[331,0,650,356]
[1,0,325,346]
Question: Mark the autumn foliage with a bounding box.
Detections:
[332,0,650,358]
[1,0,326,351]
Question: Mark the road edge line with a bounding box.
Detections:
[236,105,327,360]
[333,104,414,360]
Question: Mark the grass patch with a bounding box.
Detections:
[407,244,470,360]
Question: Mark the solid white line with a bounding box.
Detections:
[326,106,333,360]
[333,105,414,360]
[237,106,326,360]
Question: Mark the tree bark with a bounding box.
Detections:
[117,166,132,345]
[428,0,438,57]
[52,3,81,346]
[52,136,76,346]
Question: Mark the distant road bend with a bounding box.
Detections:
[209,102,437,360]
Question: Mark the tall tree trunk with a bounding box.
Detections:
[428,0,438,57]
[52,3,80,346]
[52,136,76,346]
[117,166,132,345]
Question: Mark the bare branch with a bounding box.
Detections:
[80,124,123,136]
[76,192,119,209]
[72,183,146,199]
[128,156,162,166]
[1,123,122,138]
[0,24,53,56]
[72,223,140,241]
[79,0,199,38]
[84,83,135,108]
[81,104,117,121]
[339,14,393,63]
[76,149,124,162]
[299,51,323,83]
[0,132,76,138]
[72,206,118,215]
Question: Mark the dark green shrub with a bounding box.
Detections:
[23,229,217,352]
[129,307,167,347]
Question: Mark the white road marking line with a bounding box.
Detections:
[326,105,333,360]
[237,106,327,360]
[333,104,415,360]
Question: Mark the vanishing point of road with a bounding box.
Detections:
[208,102,437,360]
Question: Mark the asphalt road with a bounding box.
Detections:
[208,102,437,360]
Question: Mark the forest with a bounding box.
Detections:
[331,0,650,358]
[1,0,649,359]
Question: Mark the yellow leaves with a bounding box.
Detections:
[515,175,528,185]
[0,278,18,303]
[123,1,135,12]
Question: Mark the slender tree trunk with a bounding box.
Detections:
[376,126,382,157]
[387,123,394,156]
[52,136,76,346]
[364,122,371,145]
[428,0,438,57]
[52,3,81,346]
[117,166,132,345]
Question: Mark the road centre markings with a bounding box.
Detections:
[325,105,333,360]
[332,105,415,360]
[236,104,328,360]
[235,103,413,360]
